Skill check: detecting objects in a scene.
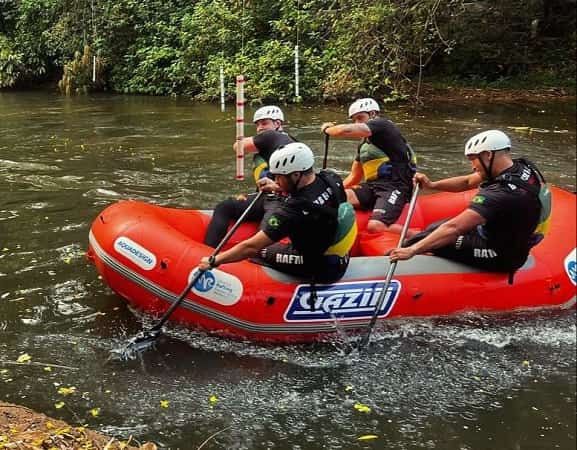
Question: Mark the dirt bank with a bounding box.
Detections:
[412,83,576,104]
[0,402,155,449]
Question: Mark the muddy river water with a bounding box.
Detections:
[0,92,575,449]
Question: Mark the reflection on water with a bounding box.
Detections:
[0,92,575,449]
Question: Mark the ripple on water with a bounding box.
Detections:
[24,202,52,210]
[47,279,92,317]
[54,243,85,261]
[83,188,122,200]
[0,210,19,221]
[0,159,61,172]
[51,222,86,233]
[20,306,48,326]
[12,174,85,191]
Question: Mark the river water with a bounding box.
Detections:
[0,92,575,449]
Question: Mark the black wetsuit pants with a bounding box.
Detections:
[251,243,349,284]
[203,193,281,248]
[404,220,511,272]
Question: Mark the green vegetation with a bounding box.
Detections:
[0,0,575,101]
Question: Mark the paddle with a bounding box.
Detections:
[121,191,265,357]
[355,183,420,352]
[322,133,329,169]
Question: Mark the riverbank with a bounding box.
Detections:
[408,81,576,104]
[3,82,575,106]
[0,402,155,449]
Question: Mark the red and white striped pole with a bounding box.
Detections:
[235,75,245,181]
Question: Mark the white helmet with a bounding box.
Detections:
[348,98,380,118]
[269,143,315,175]
[253,105,285,123]
[465,130,511,156]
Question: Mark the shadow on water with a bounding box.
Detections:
[0,92,575,449]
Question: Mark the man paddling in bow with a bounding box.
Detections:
[199,143,356,283]
[203,106,296,248]
[321,98,419,236]
[389,130,550,281]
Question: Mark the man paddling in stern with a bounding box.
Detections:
[389,130,550,281]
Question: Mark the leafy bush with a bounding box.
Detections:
[0,36,22,87]
[1,0,575,98]
[59,45,104,94]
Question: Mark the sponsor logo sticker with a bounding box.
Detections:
[114,237,156,271]
[284,280,401,322]
[564,248,576,286]
[190,269,243,306]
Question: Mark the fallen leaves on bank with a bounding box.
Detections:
[0,401,157,450]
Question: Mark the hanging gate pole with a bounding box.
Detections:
[294,44,300,99]
[220,66,226,112]
[91,0,97,83]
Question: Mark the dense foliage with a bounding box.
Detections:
[0,0,575,101]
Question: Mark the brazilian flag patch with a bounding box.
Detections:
[268,215,280,229]
[472,195,486,204]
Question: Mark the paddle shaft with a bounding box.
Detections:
[322,133,329,169]
[357,183,420,350]
[149,191,265,333]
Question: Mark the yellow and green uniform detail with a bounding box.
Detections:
[358,141,417,182]
[324,202,357,257]
[532,183,552,245]
[252,154,269,184]
[359,141,390,182]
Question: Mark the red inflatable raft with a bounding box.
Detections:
[87,187,576,343]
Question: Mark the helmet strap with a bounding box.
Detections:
[480,152,496,181]
[288,172,303,193]
[488,152,496,180]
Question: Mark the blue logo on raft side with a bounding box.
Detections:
[194,271,216,292]
[284,280,401,322]
[568,261,577,285]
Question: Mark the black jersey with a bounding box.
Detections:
[359,117,416,186]
[469,159,542,270]
[366,117,412,164]
[252,130,295,182]
[261,171,346,258]
[253,130,294,161]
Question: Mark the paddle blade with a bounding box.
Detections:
[114,329,162,360]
